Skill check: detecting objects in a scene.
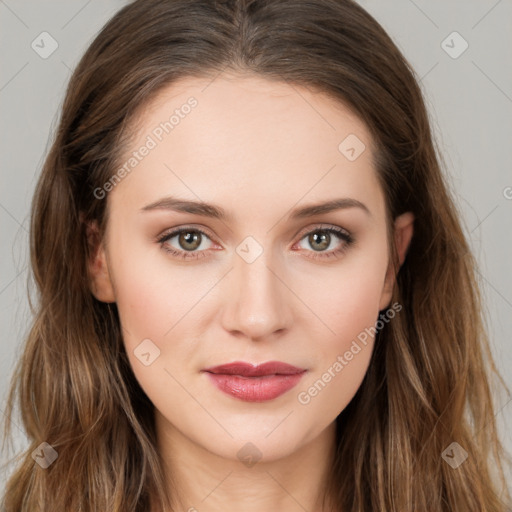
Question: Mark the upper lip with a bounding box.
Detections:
[202,361,306,377]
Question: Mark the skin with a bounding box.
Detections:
[87,72,414,512]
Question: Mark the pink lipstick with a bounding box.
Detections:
[202,361,306,402]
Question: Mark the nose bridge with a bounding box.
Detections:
[220,239,292,340]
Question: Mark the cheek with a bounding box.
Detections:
[296,238,389,353]
[106,239,187,368]
[107,237,222,405]
[293,241,388,414]
[111,256,168,340]
[294,282,380,422]
[108,224,203,340]
[111,265,197,413]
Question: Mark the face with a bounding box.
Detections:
[88,72,413,463]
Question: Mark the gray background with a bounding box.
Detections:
[1,0,511,496]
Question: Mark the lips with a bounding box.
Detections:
[202,361,306,377]
[202,361,307,402]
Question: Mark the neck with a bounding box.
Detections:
[152,411,337,512]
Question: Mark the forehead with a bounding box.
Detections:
[133,72,375,158]
[110,72,385,222]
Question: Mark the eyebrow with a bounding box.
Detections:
[140,196,371,220]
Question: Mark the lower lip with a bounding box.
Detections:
[204,372,306,402]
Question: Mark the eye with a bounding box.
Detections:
[293,224,354,260]
[157,227,217,260]
[156,224,354,261]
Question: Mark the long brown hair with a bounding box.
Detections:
[2,0,510,510]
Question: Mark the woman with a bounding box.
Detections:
[2,0,510,510]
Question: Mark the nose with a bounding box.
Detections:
[220,247,293,342]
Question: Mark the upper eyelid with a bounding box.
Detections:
[294,223,350,239]
[157,224,216,243]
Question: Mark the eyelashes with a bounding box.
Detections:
[156,224,355,262]
[293,225,354,261]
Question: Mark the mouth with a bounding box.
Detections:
[201,361,307,402]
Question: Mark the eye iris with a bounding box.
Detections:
[309,231,330,251]
[179,231,201,251]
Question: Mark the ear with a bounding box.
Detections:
[379,211,414,310]
[85,220,116,303]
